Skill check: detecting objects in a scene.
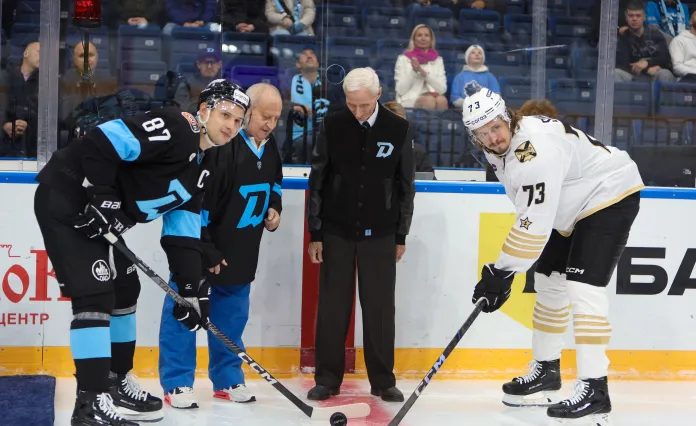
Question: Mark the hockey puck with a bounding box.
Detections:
[329,412,347,425]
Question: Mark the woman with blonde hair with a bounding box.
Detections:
[394,24,448,110]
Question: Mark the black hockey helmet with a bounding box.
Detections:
[198,79,250,113]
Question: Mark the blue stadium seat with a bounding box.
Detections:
[222,32,268,66]
[437,39,472,67]
[120,61,167,87]
[572,47,597,80]
[327,37,375,59]
[363,7,407,39]
[377,39,408,61]
[504,14,532,46]
[117,25,162,64]
[656,82,696,118]
[499,77,532,108]
[549,79,595,115]
[638,119,680,145]
[614,82,651,116]
[168,27,220,67]
[612,119,638,151]
[16,1,41,24]
[459,10,501,42]
[9,23,40,58]
[315,5,358,37]
[228,66,279,89]
[498,0,527,14]
[412,7,455,38]
[547,0,569,16]
[487,49,528,78]
[545,46,571,79]
[550,17,593,46]
[66,27,110,51]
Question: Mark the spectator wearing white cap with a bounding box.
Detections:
[450,45,500,109]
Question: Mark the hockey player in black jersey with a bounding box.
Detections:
[33,79,250,426]
[158,83,284,408]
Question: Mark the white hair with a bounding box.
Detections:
[343,67,380,96]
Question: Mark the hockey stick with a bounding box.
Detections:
[104,233,370,420]
[386,298,487,426]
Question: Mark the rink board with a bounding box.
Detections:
[2,174,696,380]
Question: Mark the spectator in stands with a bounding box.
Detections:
[284,48,330,164]
[265,0,315,36]
[395,24,448,110]
[450,45,500,109]
[382,100,435,175]
[59,42,117,122]
[112,0,164,28]
[646,0,690,43]
[163,0,219,36]
[222,0,269,33]
[0,41,39,158]
[615,1,676,83]
[519,98,559,118]
[670,10,696,81]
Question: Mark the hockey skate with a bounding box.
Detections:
[108,372,164,422]
[71,390,138,426]
[164,386,199,409]
[502,360,562,407]
[214,384,256,403]
[547,377,612,426]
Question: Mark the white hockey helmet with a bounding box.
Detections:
[462,88,510,148]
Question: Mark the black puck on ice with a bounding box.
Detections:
[330,412,347,425]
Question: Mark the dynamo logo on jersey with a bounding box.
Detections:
[376,142,394,158]
[237,183,271,229]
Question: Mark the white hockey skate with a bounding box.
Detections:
[213,384,256,403]
[164,386,199,409]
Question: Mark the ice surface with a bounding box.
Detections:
[54,377,696,425]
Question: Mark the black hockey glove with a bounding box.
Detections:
[173,278,211,331]
[73,186,134,240]
[473,264,515,313]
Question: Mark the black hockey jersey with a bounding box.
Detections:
[36,107,215,286]
[201,129,283,286]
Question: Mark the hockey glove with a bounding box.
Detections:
[73,186,134,240]
[173,278,211,331]
[473,264,515,313]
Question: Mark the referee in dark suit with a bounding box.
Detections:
[306,68,415,402]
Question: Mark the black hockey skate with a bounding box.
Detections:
[547,377,612,425]
[71,390,138,426]
[108,372,163,423]
[502,360,562,407]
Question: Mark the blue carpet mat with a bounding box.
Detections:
[0,375,56,426]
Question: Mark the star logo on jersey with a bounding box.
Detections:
[514,141,537,163]
[519,217,532,230]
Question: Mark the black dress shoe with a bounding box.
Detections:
[371,386,404,402]
[307,385,340,401]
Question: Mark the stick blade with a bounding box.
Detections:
[310,402,371,420]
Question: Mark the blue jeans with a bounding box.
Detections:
[158,282,251,393]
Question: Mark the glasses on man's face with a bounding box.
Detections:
[201,61,218,67]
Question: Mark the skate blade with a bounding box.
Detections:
[117,407,164,423]
[548,413,612,426]
[503,390,559,407]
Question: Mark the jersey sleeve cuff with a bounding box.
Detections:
[309,231,322,242]
[396,234,406,245]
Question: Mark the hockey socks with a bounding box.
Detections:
[568,281,611,379]
[110,307,137,375]
[70,313,111,392]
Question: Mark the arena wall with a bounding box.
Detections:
[2,174,696,381]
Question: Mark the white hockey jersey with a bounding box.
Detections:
[485,116,645,273]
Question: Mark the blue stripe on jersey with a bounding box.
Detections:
[201,209,210,227]
[240,130,265,159]
[273,183,282,197]
[70,327,111,359]
[291,74,315,140]
[110,313,137,343]
[163,210,201,239]
[98,119,141,161]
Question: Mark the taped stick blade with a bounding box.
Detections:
[310,402,371,419]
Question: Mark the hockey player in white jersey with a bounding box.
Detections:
[462,88,644,424]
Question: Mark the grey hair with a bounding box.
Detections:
[343,67,380,96]
[246,82,282,108]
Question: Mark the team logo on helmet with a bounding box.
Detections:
[181,112,200,133]
[514,141,537,163]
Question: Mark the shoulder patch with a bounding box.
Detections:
[181,112,200,133]
[514,141,537,163]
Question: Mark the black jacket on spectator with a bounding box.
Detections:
[2,66,39,156]
[616,26,672,72]
[307,105,415,245]
[221,0,269,33]
[112,0,164,26]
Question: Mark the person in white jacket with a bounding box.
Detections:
[669,10,696,81]
[265,0,315,36]
[394,24,448,109]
